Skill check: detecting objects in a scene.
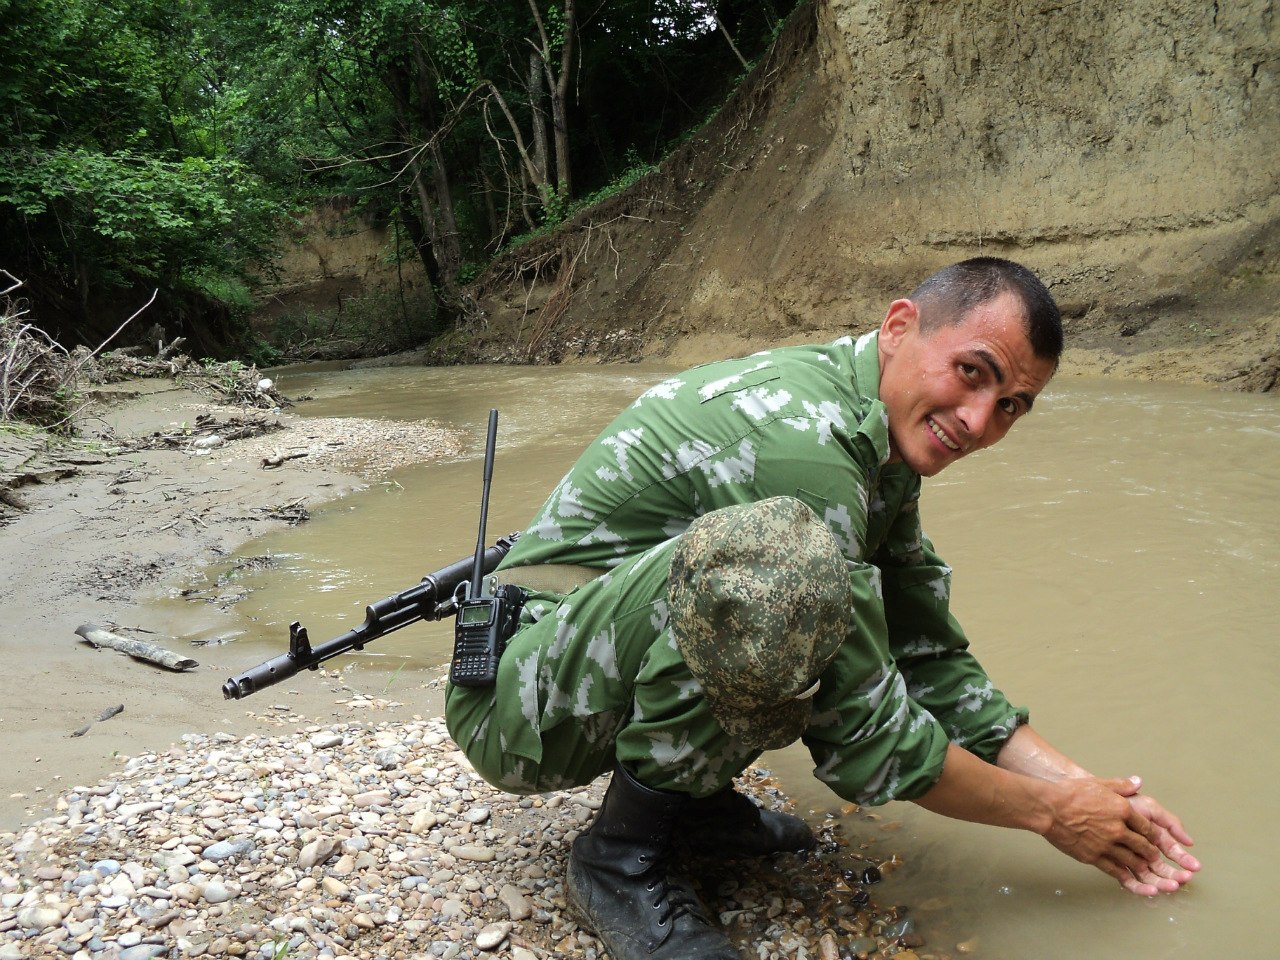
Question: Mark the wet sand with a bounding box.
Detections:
[0,382,459,832]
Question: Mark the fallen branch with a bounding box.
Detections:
[261,450,309,469]
[75,623,199,671]
[156,336,186,361]
[256,498,309,525]
[119,412,285,453]
[68,289,158,378]
[69,703,124,738]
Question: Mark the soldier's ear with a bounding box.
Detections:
[879,299,919,356]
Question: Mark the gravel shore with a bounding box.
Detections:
[0,685,929,960]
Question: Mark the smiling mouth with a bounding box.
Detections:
[927,416,961,452]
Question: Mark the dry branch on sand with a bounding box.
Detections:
[0,273,79,430]
[84,352,292,410]
[113,411,287,454]
[2,273,289,441]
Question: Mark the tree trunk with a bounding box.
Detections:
[552,0,576,201]
[429,143,463,275]
[479,165,502,247]
[527,51,549,188]
[480,81,554,212]
[384,59,461,301]
[715,9,751,70]
[407,46,462,276]
[527,0,577,203]
[408,159,461,300]
[399,205,444,296]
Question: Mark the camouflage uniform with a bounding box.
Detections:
[445,331,1027,805]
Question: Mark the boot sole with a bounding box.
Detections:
[564,887,597,937]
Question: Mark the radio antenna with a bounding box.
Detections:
[470,409,499,598]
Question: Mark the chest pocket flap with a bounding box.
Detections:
[698,366,783,404]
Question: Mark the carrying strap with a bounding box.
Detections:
[494,563,601,595]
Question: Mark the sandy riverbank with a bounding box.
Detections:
[0,381,463,832]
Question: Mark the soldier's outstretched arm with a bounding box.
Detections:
[994,724,1200,893]
[913,742,1198,895]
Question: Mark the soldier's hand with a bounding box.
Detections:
[1042,775,1198,895]
[1117,780,1200,893]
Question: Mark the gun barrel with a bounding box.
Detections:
[221,650,307,700]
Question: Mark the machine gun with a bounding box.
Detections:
[220,534,518,699]
[222,408,520,700]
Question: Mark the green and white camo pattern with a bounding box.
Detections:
[445,331,1027,804]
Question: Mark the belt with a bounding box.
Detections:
[493,563,601,595]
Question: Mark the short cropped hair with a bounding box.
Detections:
[909,257,1063,363]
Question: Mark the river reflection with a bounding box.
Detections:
[220,363,1279,960]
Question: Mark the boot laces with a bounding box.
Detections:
[637,843,705,929]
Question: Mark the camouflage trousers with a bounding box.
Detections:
[444,536,762,798]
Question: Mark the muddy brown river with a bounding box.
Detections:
[206,362,1276,960]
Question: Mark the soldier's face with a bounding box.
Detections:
[877,291,1055,477]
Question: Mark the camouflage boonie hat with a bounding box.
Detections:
[668,497,852,751]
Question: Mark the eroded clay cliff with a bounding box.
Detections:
[465,0,1279,387]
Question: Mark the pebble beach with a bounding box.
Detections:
[0,688,932,960]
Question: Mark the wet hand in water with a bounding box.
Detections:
[1046,775,1200,896]
[1118,780,1201,895]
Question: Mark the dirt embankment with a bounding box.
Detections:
[409,0,1279,389]
[254,3,1279,387]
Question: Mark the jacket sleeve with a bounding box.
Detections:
[799,560,953,805]
[873,485,1028,763]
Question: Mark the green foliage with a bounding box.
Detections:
[2,0,800,348]
[1,148,277,281]
[577,155,660,210]
[246,338,284,369]
[0,0,286,347]
[267,933,292,960]
[499,155,659,255]
[186,272,256,312]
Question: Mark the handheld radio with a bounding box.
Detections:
[449,409,525,687]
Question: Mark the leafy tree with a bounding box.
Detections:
[0,0,281,345]
[0,0,799,349]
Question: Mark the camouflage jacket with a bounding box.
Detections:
[498,331,1026,803]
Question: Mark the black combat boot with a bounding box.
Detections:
[566,763,742,960]
[678,783,816,857]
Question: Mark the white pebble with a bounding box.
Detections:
[475,921,512,951]
[16,905,62,931]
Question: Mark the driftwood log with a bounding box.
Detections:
[261,450,308,470]
[75,623,199,671]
